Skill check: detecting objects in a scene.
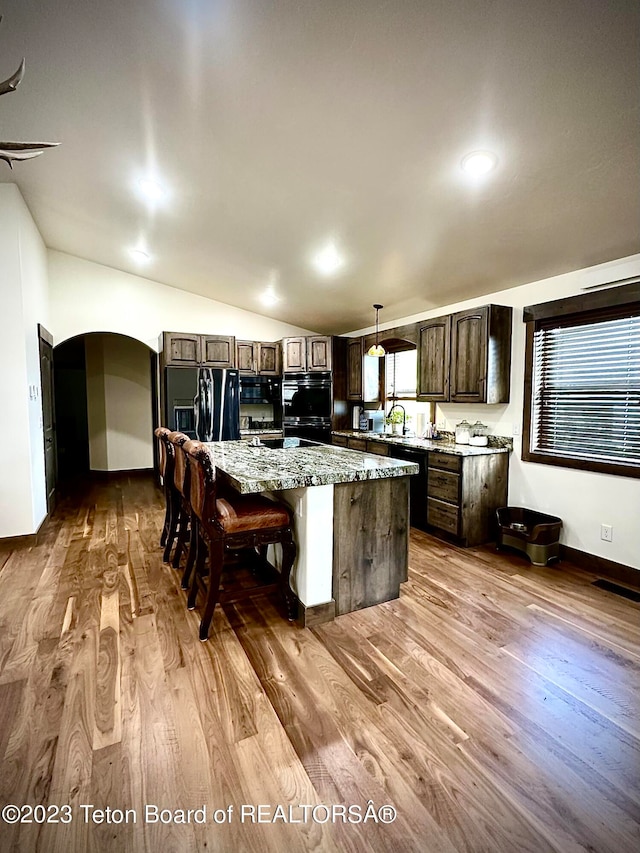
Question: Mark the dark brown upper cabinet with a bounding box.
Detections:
[417,315,451,401]
[282,335,333,372]
[236,340,255,373]
[417,305,512,404]
[346,337,363,400]
[307,336,332,371]
[449,305,511,403]
[201,335,235,368]
[163,332,201,366]
[282,337,306,371]
[257,341,281,375]
[236,340,281,375]
[162,332,235,368]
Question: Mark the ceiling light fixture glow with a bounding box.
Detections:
[137,177,166,202]
[461,150,498,176]
[312,242,345,276]
[130,247,151,263]
[260,289,279,306]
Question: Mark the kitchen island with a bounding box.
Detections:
[204,439,418,624]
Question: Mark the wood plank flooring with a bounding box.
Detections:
[0,473,638,852]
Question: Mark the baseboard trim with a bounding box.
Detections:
[0,514,48,548]
[561,544,640,590]
[90,468,154,480]
[298,599,336,628]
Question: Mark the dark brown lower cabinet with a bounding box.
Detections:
[332,434,509,547]
[427,451,509,546]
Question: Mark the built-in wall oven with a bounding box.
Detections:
[283,372,332,443]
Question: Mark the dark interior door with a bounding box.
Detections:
[39,325,57,514]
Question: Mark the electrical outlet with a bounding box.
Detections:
[601,524,613,542]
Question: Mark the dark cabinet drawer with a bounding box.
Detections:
[332,435,348,447]
[367,440,389,456]
[428,451,462,473]
[427,498,460,535]
[348,437,367,452]
[427,469,459,503]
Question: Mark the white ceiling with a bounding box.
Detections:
[1,0,638,334]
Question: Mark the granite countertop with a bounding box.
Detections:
[332,430,512,457]
[240,428,284,436]
[204,439,419,493]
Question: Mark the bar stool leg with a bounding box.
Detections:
[172,508,189,569]
[163,492,180,563]
[199,538,225,641]
[181,515,200,590]
[160,484,171,547]
[280,533,297,621]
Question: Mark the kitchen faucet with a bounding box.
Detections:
[386,403,408,435]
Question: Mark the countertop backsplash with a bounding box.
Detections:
[435,403,516,442]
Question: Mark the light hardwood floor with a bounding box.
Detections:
[0,474,638,852]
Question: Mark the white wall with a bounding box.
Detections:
[48,250,314,349]
[85,334,153,471]
[0,185,49,537]
[348,254,640,572]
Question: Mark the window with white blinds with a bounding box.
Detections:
[385,349,417,399]
[530,310,640,470]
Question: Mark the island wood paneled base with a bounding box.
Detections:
[0,474,638,853]
[333,477,409,616]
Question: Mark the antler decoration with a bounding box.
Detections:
[0,16,59,168]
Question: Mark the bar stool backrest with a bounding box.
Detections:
[184,441,217,530]
[154,426,174,480]
[168,431,191,498]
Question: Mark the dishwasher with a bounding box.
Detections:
[388,445,428,531]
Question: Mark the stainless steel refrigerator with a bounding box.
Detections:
[165,367,240,441]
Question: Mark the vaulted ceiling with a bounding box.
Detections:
[1,0,638,333]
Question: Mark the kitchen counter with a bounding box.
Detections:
[203,439,419,494]
[203,439,418,625]
[332,430,512,456]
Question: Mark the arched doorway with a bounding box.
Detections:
[53,332,157,482]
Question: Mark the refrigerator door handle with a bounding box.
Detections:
[193,392,200,439]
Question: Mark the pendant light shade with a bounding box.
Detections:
[367,304,386,357]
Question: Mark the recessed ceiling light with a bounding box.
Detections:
[312,242,345,276]
[260,289,279,306]
[461,150,498,176]
[137,177,166,202]
[130,248,151,263]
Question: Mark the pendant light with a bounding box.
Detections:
[367,304,385,357]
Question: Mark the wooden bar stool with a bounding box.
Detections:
[184,441,297,640]
[165,431,196,576]
[154,426,176,550]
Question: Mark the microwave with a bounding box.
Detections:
[239,376,281,403]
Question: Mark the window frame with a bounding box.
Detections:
[522,281,640,479]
